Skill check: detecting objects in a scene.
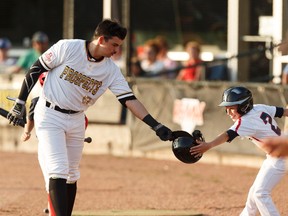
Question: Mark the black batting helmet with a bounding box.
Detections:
[172,130,203,164]
[218,86,253,115]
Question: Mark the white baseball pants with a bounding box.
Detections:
[34,97,85,191]
[240,155,286,216]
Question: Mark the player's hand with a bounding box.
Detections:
[21,132,31,142]
[153,124,173,141]
[7,99,26,126]
[190,140,209,156]
[260,137,288,157]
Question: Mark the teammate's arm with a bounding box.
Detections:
[260,136,288,157]
[125,99,149,119]
[125,99,172,141]
[190,131,232,155]
[282,107,288,117]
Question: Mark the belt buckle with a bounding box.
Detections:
[46,101,56,110]
[49,103,56,110]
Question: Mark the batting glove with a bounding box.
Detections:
[142,114,173,141]
[7,99,26,126]
[153,124,173,141]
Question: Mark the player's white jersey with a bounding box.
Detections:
[39,39,133,111]
[229,104,281,145]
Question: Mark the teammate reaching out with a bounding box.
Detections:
[190,86,288,216]
[260,136,288,157]
[7,19,173,216]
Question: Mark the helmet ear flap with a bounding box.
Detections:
[237,97,253,115]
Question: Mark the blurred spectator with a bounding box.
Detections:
[140,39,165,77]
[7,31,49,74]
[176,41,204,81]
[154,35,178,78]
[111,46,125,71]
[130,56,144,77]
[0,38,17,73]
[281,65,288,85]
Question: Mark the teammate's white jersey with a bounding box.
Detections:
[229,104,281,145]
[39,39,133,111]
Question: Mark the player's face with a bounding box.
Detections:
[100,36,123,58]
[225,105,241,122]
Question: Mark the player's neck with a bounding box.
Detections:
[86,41,104,62]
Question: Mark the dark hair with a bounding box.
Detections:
[93,19,127,40]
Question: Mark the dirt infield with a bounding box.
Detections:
[0,151,287,216]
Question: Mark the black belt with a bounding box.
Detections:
[46,101,79,114]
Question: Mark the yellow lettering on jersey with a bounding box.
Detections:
[59,66,102,95]
[59,66,70,78]
[82,76,92,89]
[74,73,84,86]
[92,81,102,95]
[64,67,75,81]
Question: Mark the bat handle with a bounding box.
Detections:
[19,119,26,128]
[84,137,92,143]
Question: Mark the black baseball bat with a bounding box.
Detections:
[1,107,92,143]
[0,107,25,127]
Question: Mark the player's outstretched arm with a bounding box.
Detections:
[282,108,288,117]
[125,99,173,141]
[260,136,288,157]
[190,131,229,155]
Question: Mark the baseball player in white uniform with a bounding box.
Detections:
[190,86,288,216]
[7,19,173,216]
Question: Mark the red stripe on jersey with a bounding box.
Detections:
[251,136,262,142]
[235,118,242,132]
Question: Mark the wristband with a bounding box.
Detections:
[152,123,163,131]
[16,98,25,105]
[142,114,159,129]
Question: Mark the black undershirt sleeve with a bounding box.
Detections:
[226,129,239,142]
[275,107,284,118]
[118,95,137,108]
[18,59,47,102]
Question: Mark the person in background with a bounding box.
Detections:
[190,86,288,216]
[111,46,125,72]
[130,56,144,77]
[140,39,165,77]
[176,41,204,81]
[0,38,17,73]
[7,31,49,74]
[281,65,288,84]
[154,35,178,79]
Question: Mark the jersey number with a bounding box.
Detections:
[260,112,281,136]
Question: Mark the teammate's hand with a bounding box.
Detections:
[190,140,209,156]
[7,99,26,126]
[153,124,173,141]
[21,131,31,142]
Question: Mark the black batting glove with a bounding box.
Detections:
[142,114,173,141]
[7,99,26,126]
[153,124,173,141]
